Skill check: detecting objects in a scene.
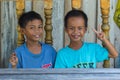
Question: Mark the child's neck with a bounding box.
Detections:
[26,41,41,54]
[69,41,83,50]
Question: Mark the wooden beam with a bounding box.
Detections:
[0,0,1,68]
[0,69,120,79]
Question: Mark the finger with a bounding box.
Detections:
[11,55,17,61]
[9,58,15,63]
[11,57,16,61]
[13,56,17,60]
[12,52,16,56]
[97,24,102,32]
[92,28,98,34]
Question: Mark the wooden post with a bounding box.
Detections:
[72,0,82,10]
[16,0,25,46]
[100,0,110,68]
[44,0,53,45]
[1,69,120,79]
[0,0,1,68]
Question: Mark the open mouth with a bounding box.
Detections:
[72,35,80,39]
[34,35,40,38]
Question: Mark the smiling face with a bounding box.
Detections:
[21,19,43,42]
[66,17,87,43]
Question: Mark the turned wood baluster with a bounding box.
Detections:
[44,0,53,45]
[72,0,82,10]
[100,0,110,68]
[16,0,25,46]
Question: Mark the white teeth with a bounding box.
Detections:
[73,35,80,39]
[74,36,79,38]
[35,35,39,38]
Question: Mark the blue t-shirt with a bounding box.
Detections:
[9,42,56,68]
[55,42,109,68]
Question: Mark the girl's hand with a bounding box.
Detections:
[9,53,18,68]
[92,25,106,41]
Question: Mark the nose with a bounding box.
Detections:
[74,28,78,34]
[35,28,39,32]
[34,28,41,33]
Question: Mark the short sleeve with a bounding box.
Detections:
[95,44,109,62]
[54,50,66,68]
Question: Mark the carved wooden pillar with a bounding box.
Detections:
[44,0,53,45]
[16,0,25,46]
[72,0,82,10]
[100,0,110,68]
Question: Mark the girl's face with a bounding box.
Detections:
[22,19,43,42]
[66,17,87,43]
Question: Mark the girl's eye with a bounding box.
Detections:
[78,28,82,30]
[69,27,74,30]
[78,27,84,30]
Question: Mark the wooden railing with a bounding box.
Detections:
[0,69,120,80]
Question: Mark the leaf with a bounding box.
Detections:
[113,0,120,28]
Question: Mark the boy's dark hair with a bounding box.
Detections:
[64,10,88,28]
[18,11,43,28]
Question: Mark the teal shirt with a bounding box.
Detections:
[55,42,109,68]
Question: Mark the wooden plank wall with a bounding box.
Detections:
[0,1,17,68]
[1,69,120,80]
[0,0,119,68]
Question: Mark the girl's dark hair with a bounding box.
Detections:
[64,10,88,28]
[18,11,43,28]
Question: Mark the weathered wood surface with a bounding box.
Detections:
[0,0,119,68]
[0,69,120,80]
[52,0,64,50]
[0,1,17,68]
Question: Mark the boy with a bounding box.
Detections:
[9,11,56,68]
[55,10,118,68]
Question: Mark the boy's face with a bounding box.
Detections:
[65,17,87,42]
[21,19,43,42]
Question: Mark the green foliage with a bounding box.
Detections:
[114,0,120,28]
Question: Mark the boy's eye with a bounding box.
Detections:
[30,26,34,29]
[28,25,35,29]
[38,25,43,28]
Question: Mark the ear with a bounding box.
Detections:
[20,28,25,34]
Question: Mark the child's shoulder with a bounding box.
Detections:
[83,42,102,48]
[13,43,26,55]
[58,42,101,51]
[15,43,26,51]
[57,45,71,53]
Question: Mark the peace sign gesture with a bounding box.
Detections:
[92,25,106,41]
